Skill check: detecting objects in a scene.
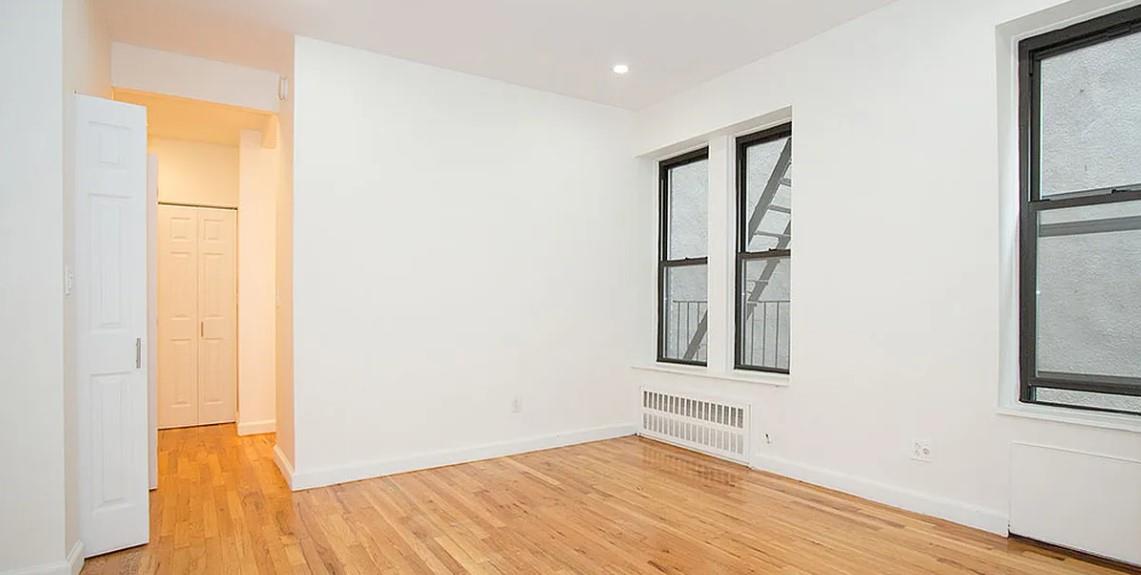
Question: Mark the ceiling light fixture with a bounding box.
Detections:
[612,64,629,75]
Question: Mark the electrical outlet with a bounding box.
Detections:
[911,439,932,462]
[511,397,522,414]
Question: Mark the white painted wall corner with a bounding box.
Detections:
[67,542,83,575]
[0,541,85,575]
[272,444,295,490]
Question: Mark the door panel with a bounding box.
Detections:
[157,205,199,428]
[196,209,237,425]
[76,95,149,556]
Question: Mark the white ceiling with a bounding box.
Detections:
[99,0,895,110]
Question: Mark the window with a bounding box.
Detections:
[659,148,709,365]
[735,124,792,373]
[1019,6,1141,415]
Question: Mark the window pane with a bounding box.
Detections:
[1035,388,1141,414]
[744,136,792,252]
[739,257,790,370]
[662,264,707,362]
[1036,200,1141,380]
[667,159,708,259]
[1039,29,1141,197]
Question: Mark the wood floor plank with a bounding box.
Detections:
[83,425,1140,575]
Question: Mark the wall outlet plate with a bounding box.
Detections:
[911,439,932,462]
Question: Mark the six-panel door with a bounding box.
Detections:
[196,208,237,425]
[157,205,237,428]
[76,95,150,556]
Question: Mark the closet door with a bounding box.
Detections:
[196,208,238,425]
[157,205,199,428]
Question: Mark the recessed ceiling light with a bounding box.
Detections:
[612,64,629,75]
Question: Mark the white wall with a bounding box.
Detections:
[288,37,640,487]
[111,42,280,113]
[0,1,67,572]
[631,0,1141,538]
[149,137,239,208]
[238,129,277,435]
[62,0,112,561]
[274,40,296,473]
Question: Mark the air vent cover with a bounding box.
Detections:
[640,388,750,464]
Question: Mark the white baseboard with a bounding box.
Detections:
[272,443,295,489]
[66,542,83,575]
[237,419,276,436]
[290,424,637,491]
[1,541,84,575]
[752,452,1009,536]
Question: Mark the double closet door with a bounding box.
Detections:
[158,204,237,428]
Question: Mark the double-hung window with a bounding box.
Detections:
[658,149,709,365]
[1019,6,1141,415]
[735,124,792,373]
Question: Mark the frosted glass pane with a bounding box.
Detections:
[668,160,708,259]
[744,136,792,252]
[1035,388,1141,414]
[1039,30,1141,196]
[739,257,790,370]
[1036,200,1141,379]
[662,265,707,362]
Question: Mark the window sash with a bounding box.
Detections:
[1031,387,1141,417]
[736,251,791,373]
[658,259,709,365]
[735,124,792,373]
[1020,193,1141,404]
[1018,6,1141,413]
[658,148,709,365]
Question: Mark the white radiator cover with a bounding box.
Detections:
[639,388,751,464]
[1010,442,1141,567]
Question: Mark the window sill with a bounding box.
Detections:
[996,402,1141,434]
[632,364,790,387]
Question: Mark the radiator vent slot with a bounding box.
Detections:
[640,388,750,464]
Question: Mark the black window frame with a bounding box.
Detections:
[658,147,710,367]
[1018,5,1141,415]
[734,123,792,374]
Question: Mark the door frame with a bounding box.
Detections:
[147,154,158,490]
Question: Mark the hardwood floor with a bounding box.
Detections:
[84,424,1138,574]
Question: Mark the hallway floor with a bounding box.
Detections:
[82,424,1137,574]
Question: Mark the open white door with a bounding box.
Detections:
[75,94,149,556]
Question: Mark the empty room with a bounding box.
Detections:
[2,0,1140,573]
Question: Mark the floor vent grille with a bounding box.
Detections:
[639,388,750,464]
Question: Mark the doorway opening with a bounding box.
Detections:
[113,88,279,440]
